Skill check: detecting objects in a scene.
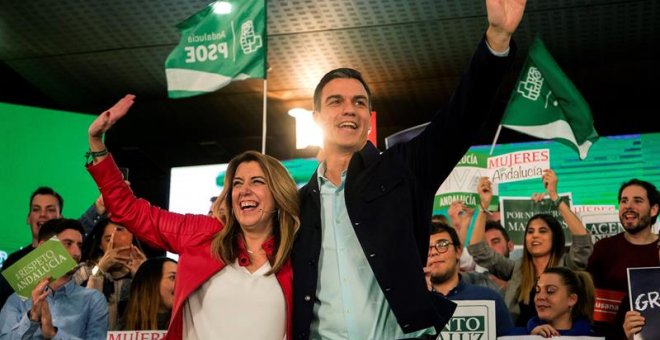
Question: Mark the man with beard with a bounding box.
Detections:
[427,222,513,337]
[587,178,660,337]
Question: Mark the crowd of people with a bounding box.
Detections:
[0,0,658,339]
[431,174,660,339]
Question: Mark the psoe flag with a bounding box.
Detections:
[165,0,266,98]
[501,37,598,160]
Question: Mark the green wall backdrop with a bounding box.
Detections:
[1,102,99,264]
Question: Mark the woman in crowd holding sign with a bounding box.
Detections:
[85,95,300,340]
[509,267,597,337]
[468,169,593,325]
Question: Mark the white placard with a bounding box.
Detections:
[438,300,496,340]
[106,330,167,340]
[487,149,550,184]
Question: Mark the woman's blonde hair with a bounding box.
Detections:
[210,151,300,275]
[518,214,565,304]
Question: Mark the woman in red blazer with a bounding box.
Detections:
[86,95,299,340]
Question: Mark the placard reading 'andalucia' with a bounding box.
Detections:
[1,238,77,298]
[435,151,495,211]
[487,149,550,184]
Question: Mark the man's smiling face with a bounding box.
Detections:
[314,78,371,153]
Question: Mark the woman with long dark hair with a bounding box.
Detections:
[122,257,178,330]
[76,217,146,329]
[468,170,593,325]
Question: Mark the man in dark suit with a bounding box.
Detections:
[292,1,527,338]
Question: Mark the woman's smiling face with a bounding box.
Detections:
[231,161,276,231]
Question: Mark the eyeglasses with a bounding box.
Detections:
[429,239,453,254]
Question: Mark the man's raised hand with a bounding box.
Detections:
[485,0,526,52]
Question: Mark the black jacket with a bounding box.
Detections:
[292,37,516,339]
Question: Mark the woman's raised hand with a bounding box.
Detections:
[88,94,135,147]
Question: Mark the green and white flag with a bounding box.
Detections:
[501,37,599,160]
[165,0,266,98]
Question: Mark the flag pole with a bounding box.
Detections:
[489,124,502,155]
[261,79,268,154]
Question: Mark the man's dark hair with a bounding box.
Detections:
[29,186,64,213]
[485,220,510,243]
[38,218,84,243]
[313,68,372,112]
[431,214,449,224]
[618,178,660,225]
[430,221,461,249]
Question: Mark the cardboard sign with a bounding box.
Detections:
[487,149,550,185]
[1,238,77,298]
[579,211,623,244]
[438,300,496,340]
[436,151,499,211]
[593,288,626,323]
[627,266,660,340]
[106,331,167,340]
[499,194,572,246]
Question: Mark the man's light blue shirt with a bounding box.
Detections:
[310,163,433,339]
[0,279,108,340]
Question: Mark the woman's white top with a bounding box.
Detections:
[183,259,286,340]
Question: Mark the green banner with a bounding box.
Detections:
[501,37,599,160]
[165,0,266,98]
[1,238,77,298]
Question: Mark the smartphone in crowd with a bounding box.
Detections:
[112,226,133,258]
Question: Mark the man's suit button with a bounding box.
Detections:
[304,295,311,302]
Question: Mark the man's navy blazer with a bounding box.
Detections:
[293,36,517,339]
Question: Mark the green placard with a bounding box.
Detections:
[1,238,77,298]
[500,195,572,246]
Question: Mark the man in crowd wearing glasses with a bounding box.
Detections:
[427,222,513,337]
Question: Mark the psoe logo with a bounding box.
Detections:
[239,20,263,54]
[517,66,544,101]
